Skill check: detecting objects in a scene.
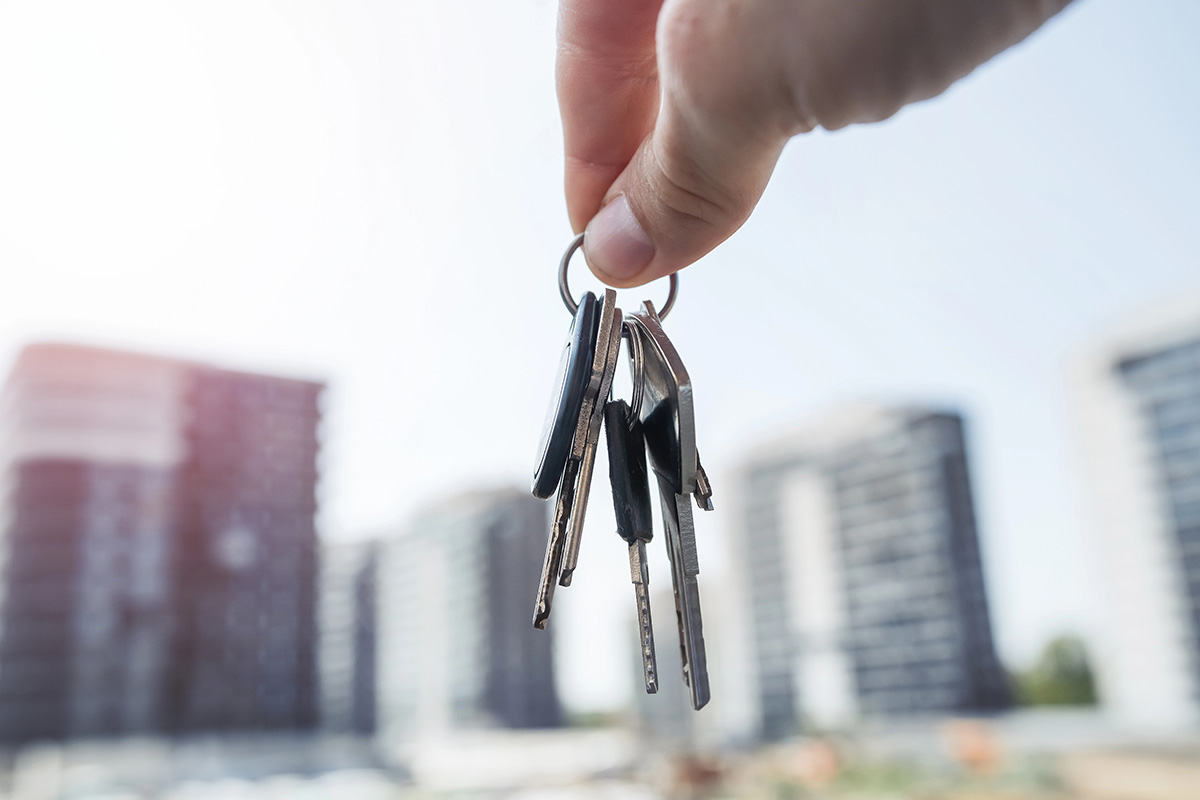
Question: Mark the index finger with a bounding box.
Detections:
[557,0,665,232]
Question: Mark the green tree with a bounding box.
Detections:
[1013,634,1097,706]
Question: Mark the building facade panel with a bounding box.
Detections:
[1070,303,1200,729]
[319,539,378,735]
[734,408,1009,740]
[0,343,322,743]
[377,489,562,742]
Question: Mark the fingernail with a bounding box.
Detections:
[584,195,654,281]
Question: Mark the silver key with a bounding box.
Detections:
[560,294,623,587]
[629,540,657,694]
[657,482,708,709]
[534,289,618,627]
[605,398,658,694]
[625,301,711,709]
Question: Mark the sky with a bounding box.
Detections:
[0,0,1198,713]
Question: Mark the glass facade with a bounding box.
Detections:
[737,409,1009,740]
[319,540,378,735]
[168,369,321,732]
[1118,334,1200,698]
[0,344,322,743]
[378,490,562,740]
[0,460,176,740]
[828,414,1008,717]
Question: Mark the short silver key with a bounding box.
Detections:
[560,294,622,587]
[605,398,658,694]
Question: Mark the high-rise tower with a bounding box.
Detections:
[0,343,322,741]
[377,489,563,740]
[731,407,1009,740]
[1072,299,1200,730]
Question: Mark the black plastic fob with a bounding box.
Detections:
[532,291,600,499]
[604,399,654,544]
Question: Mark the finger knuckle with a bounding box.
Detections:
[651,140,753,232]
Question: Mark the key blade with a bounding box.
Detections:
[558,431,596,588]
[533,459,579,628]
[658,476,710,710]
[629,540,658,694]
[675,494,710,709]
[561,303,623,587]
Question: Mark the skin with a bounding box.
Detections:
[559,0,1077,288]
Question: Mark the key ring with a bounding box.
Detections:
[623,319,646,425]
[558,232,677,321]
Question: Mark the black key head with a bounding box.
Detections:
[604,399,653,544]
[532,291,599,499]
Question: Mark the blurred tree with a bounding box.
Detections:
[1012,634,1097,706]
[568,709,629,728]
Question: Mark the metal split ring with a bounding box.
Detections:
[558,232,677,321]
[622,320,646,424]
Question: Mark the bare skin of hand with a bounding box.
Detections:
[559,0,1076,287]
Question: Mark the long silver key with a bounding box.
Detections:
[625,301,710,709]
[533,290,609,628]
[534,458,578,629]
[560,294,623,587]
[605,398,658,694]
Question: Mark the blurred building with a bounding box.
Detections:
[0,343,322,742]
[320,539,378,734]
[1072,299,1200,730]
[377,489,562,741]
[730,407,1009,740]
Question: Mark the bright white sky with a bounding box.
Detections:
[0,0,1198,714]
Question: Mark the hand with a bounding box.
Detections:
[559,0,1074,287]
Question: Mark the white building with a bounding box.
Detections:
[728,407,1009,740]
[319,539,378,734]
[1070,296,1200,731]
[376,488,562,743]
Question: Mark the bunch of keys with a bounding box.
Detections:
[531,233,714,710]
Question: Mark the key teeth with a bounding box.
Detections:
[694,457,713,511]
[643,646,657,694]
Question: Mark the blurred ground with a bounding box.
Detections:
[2,718,1198,800]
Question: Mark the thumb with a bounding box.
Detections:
[580,1,797,288]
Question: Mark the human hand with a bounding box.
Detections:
[559,0,1074,287]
